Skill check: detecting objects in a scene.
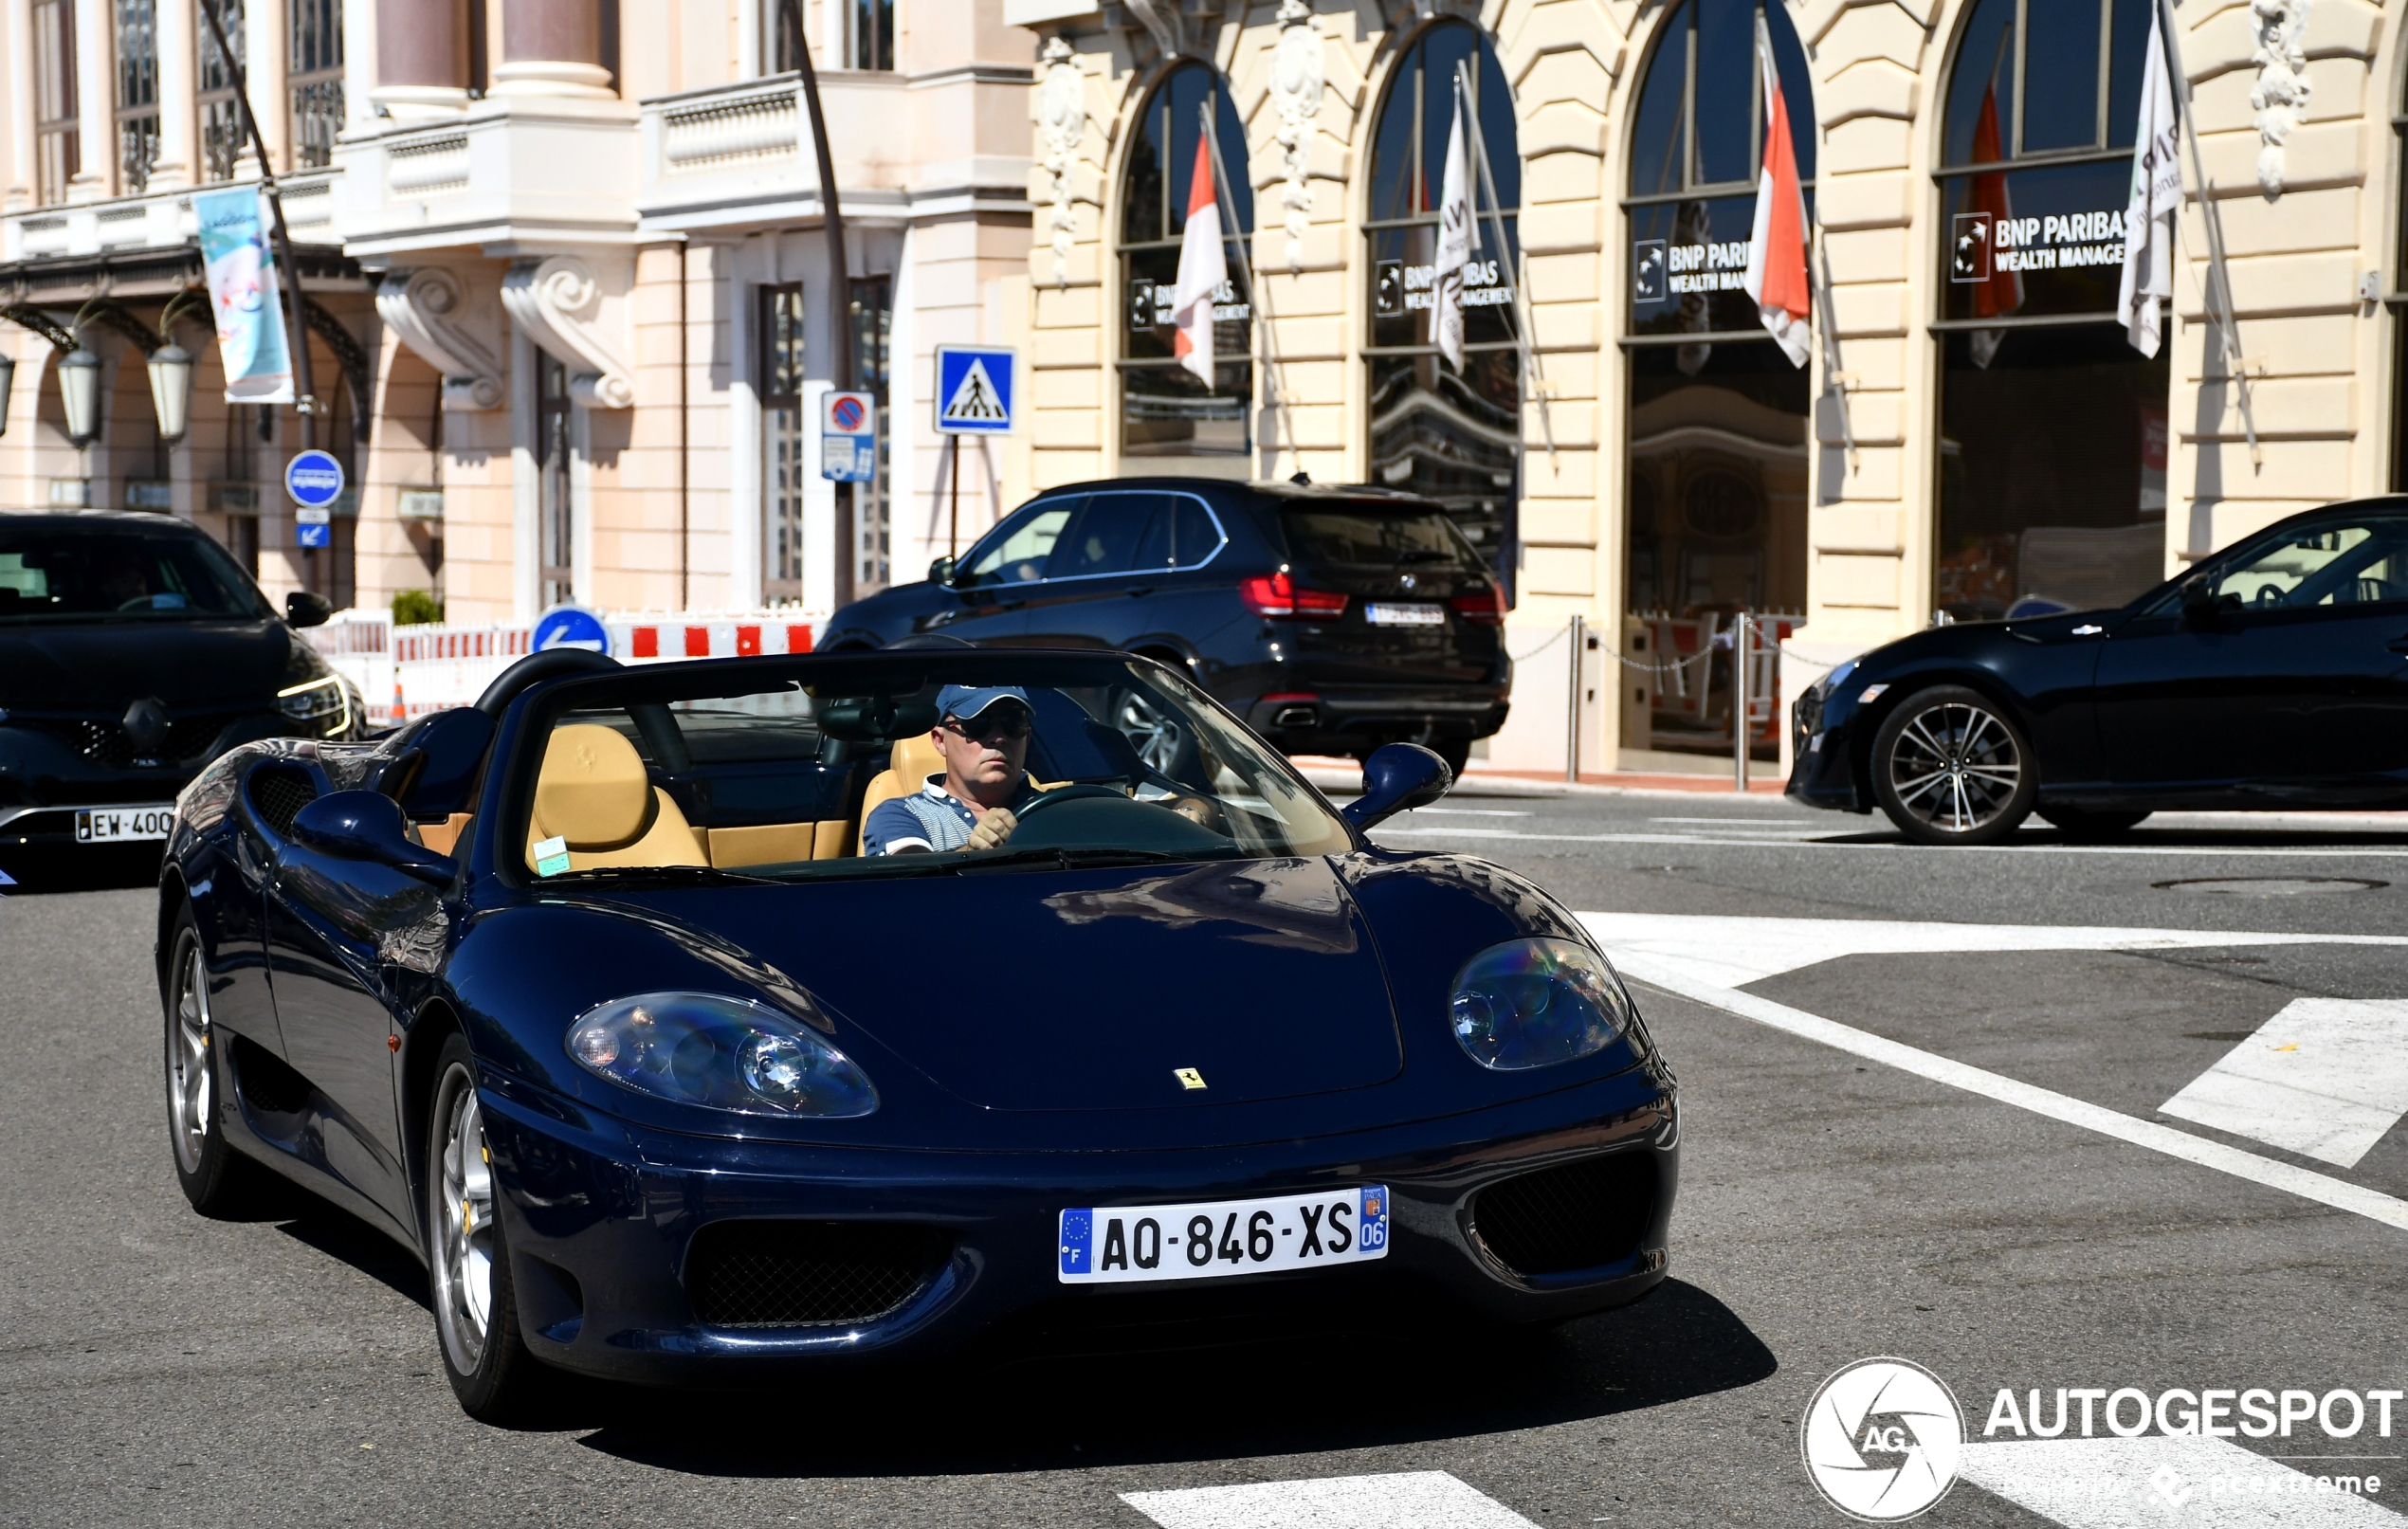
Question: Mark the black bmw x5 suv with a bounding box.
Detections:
[821,478,1513,774]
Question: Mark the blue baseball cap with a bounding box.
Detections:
[936,683,1031,721]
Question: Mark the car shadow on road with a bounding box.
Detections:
[564,1277,1776,1476]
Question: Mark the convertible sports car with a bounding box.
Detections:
[157,647,1677,1419]
[1790,498,2408,844]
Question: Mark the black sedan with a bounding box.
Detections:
[1790,499,2408,844]
[158,646,1675,1421]
[0,510,358,880]
[820,477,1512,775]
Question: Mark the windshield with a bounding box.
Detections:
[0,524,274,622]
[1282,503,1485,570]
[512,653,1355,885]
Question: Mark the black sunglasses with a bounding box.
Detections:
[943,706,1031,742]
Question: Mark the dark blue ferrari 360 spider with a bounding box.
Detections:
[155,647,1677,1420]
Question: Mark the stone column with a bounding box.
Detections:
[243,0,285,174]
[489,0,609,99]
[67,0,111,198]
[150,0,199,190]
[374,0,467,118]
[5,0,37,208]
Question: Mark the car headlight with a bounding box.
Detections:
[564,992,878,1118]
[276,674,352,737]
[1450,937,1635,1071]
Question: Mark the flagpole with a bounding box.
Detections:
[1201,102,1299,477]
[2153,0,2260,470]
[1455,63,1558,470]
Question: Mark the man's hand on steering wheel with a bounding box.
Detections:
[965,807,1018,851]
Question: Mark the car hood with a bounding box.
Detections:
[0,619,298,711]
[587,857,1405,1113]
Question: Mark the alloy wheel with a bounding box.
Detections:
[432,1071,497,1370]
[1116,689,1185,774]
[1885,700,2024,835]
[166,936,212,1176]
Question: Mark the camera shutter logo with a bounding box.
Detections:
[1800,1357,1964,1520]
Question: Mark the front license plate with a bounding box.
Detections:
[75,806,175,843]
[1057,1186,1390,1283]
[1366,602,1446,627]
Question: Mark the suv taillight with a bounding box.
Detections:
[1450,586,1506,624]
[1240,572,1349,618]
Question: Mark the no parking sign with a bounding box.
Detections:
[822,390,876,482]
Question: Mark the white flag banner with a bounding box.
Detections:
[2118,0,2182,357]
[1170,135,1227,385]
[1433,79,1473,371]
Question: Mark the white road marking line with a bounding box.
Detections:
[1579,911,2408,989]
[1597,946,2408,1234]
[1959,1437,2403,1526]
[1122,1471,1540,1529]
[1402,807,1533,817]
[2161,999,2408,1169]
[1374,826,2408,857]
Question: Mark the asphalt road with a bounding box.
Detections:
[4,790,2405,1528]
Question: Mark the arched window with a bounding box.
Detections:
[1933,0,2165,620]
[1118,64,1252,464]
[1621,0,1813,762]
[1362,22,1520,585]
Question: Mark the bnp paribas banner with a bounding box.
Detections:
[193,186,294,404]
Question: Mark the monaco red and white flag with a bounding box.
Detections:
[1169,134,1227,385]
[1742,14,1813,369]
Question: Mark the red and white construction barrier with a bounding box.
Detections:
[314,610,824,729]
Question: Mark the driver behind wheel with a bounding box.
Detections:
[862,685,1043,855]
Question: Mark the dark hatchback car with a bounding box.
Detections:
[820,478,1512,774]
[1790,499,2408,844]
[0,511,359,878]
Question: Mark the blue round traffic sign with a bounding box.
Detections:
[532,605,610,656]
[284,449,346,509]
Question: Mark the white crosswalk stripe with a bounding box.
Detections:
[1122,1471,1541,1529]
[2162,999,2408,1168]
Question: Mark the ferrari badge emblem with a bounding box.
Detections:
[1174,1067,1207,1090]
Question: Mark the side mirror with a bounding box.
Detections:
[1342,742,1454,831]
[927,555,958,587]
[290,790,457,885]
[2180,579,2220,630]
[286,590,333,628]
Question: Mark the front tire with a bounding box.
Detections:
[1870,685,2037,846]
[164,907,263,1217]
[426,1035,546,1423]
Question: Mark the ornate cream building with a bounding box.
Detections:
[1,0,1033,625]
[1006,0,2400,770]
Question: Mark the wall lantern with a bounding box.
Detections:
[148,344,195,445]
[58,347,103,446]
[0,349,14,435]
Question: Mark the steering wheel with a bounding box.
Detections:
[1013,783,1133,821]
[2252,585,2283,609]
[116,594,157,611]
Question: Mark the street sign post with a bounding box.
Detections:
[821,390,876,482]
[532,605,610,656]
[933,346,1015,435]
[285,449,343,549]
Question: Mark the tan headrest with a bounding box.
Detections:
[891,730,947,790]
[535,724,654,849]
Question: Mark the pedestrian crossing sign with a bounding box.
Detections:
[934,345,1015,435]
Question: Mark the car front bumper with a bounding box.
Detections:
[475,1065,1677,1384]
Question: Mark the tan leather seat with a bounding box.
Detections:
[855,731,947,856]
[526,723,709,872]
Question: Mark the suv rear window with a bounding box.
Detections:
[1281,505,1484,571]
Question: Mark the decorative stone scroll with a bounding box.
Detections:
[2250,0,2311,196]
[1270,0,1325,274]
[1038,37,1086,290]
[375,266,506,411]
[499,254,637,410]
